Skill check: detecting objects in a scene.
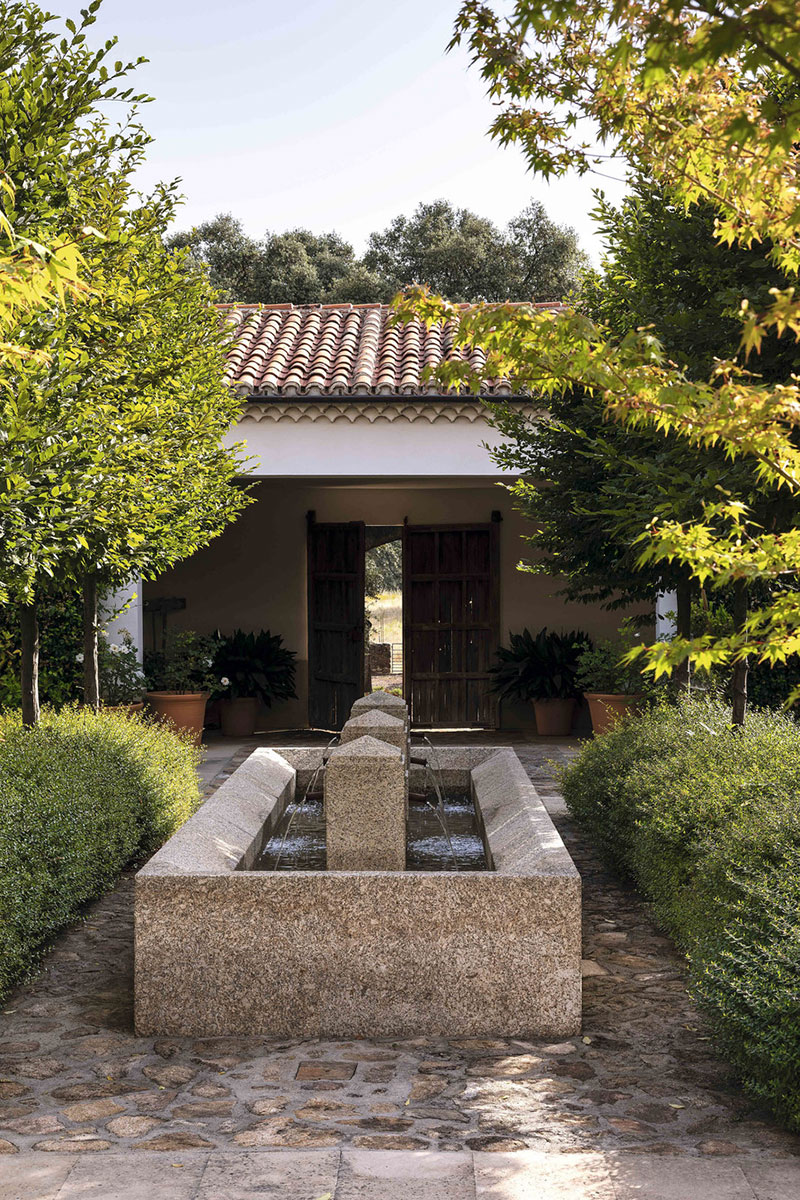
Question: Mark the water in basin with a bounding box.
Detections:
[254,792,488,872]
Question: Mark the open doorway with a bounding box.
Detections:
[364,526,403,696]
[307,515,500,729]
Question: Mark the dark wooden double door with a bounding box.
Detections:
[308,517,499,730]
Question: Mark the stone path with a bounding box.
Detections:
[3,1146,800,1199]
[1,736,798,1198]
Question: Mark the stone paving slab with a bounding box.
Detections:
[2,1151,800,1200]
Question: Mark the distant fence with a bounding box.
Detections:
[391,643,402,675]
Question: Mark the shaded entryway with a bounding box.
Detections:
[307,512,500,730]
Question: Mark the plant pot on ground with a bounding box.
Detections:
[96,630,145,717]
[575,622,650,735]
[212,629,297,737]
[144,630,216,744]
[489,627,592,736]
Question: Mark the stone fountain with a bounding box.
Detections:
[134,691,582,1039]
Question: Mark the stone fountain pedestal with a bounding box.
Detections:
[325,735,406,871]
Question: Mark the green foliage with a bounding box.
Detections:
[483,176,797,620]
[409,3,800,697]
[0,588,82,709]
[0,705,201,999]
[169,199,588,304]
[365,541,402,601]
[450,2,800,274]
[98,630,145,706]
[561,695,800,1129]
[489,627,591,701]
[168,216,378,304]
[0,1,251,727]
[363,199,587,303]
[691,597,800,710]
[144,630,216,694]
[575,623,652,695]
[585,181,800,385]
[211,629,297,706]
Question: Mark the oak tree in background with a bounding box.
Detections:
[168,198,588,304]
[363,199,587,302]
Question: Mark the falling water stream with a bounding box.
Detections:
[256,735,487,872]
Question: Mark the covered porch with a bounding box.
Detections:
[141,475,646,733]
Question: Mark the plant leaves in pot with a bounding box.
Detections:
[144,630,216,743]
[575,621,649,735]
[211,629,297,737]
[489,627,592,736]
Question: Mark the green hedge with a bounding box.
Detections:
[562,695,800,1131]
[0,706,201,1000]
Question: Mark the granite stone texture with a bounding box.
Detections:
[339,710,408,752]
[325,735,407,871]
[135,745,581,1039]
[350,690,409,722]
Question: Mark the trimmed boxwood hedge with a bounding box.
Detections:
[0,706,201,1000]
[561,695,800,1131]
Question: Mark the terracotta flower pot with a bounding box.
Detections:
[220,696,259,737]
[146,691,209,744]
[103,701,144,718]
[532,697,576,737]
[585,693,643,736]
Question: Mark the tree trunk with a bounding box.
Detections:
[20,600,40,727]
[674,576,692,692]
[731,579,749,728]
[82,573,100,710]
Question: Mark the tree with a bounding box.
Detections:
[168,198,588,304]
[363,199,587,301]
[0,2,250,723]
[489,177,799,697]
[397,2,800,722]
[365,541,402,600]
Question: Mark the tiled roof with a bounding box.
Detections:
[220,302,562,398]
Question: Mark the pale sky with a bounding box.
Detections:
[60,0,628,264]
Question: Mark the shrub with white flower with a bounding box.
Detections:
[98,630,145,706]
[75,653,84,664]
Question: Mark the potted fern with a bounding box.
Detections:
[489,627,591,736]
[212,629,297,737]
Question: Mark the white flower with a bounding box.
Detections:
[75,653,84,663]
[220,676,231,687]
[110,644,121,653]
[206,657,213,667]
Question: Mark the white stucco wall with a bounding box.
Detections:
[102,581,144,663]
[228,402,518,478]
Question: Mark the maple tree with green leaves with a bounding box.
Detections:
[398,0,800,722]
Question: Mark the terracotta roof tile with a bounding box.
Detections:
[220,301,562,397]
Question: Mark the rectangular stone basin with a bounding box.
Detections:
[135,746,581,1039]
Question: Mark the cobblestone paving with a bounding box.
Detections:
[1,741,798,1161]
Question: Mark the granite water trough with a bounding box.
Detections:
[135,699,581,1039]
